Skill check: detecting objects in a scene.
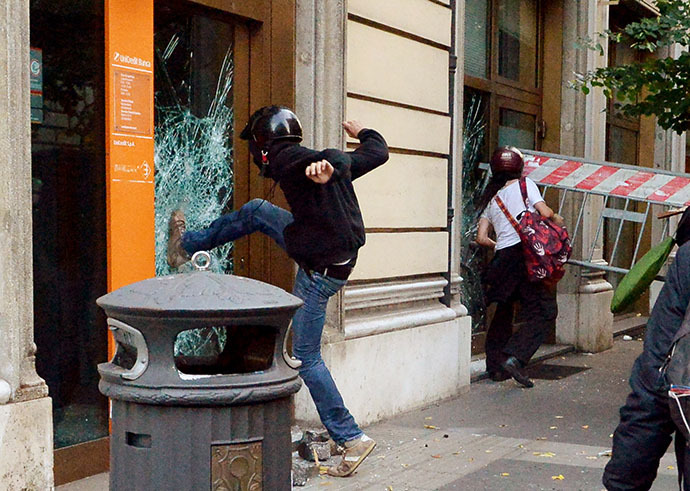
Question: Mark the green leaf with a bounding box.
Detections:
[611,237,675,313]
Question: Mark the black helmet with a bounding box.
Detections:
[490,146,524,175]
[240,106,303,150]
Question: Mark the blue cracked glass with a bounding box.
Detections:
[154,17,235,357]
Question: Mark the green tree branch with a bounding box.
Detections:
[574,0,690,134]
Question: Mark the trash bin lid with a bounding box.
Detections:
[97,272,302,317]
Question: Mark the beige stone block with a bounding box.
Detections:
[351,232,448,280]
[346,97,450,154]
[0,397,53,490]
[577,289,614,353]
[557,286,613,353]
[347,20,449,113]
[294,316,471,427]
[355,153,447,228]
[349,0,451,47]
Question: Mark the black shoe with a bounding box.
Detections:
[502,357,534,388]
[488,369,510,382]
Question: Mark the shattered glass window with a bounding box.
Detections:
[461,91,491,333]
[154,11,235,356]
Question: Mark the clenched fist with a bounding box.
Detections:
[306,159,334,184]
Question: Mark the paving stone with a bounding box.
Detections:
[297,430,332,461]
[291,459,314,487]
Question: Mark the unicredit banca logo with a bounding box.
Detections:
[113,52,151,68]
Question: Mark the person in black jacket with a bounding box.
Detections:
[167,105,389,477]
[603,209,690,490]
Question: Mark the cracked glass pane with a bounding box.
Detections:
[154,12,234,356]
[461,93,491,334]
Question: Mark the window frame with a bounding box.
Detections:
[464,0,544,153]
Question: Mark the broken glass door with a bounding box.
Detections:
[154,5,236,277]
[154,4,242,357]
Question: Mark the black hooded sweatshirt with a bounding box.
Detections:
[266,128,389,270]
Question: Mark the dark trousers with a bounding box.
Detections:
[484,243,558,373]
[603,242,690,489]
[603,357,689,490]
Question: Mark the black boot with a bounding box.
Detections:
[487,369,510,382]
[501,356,534,388]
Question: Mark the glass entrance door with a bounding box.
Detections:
[29,0,288,485]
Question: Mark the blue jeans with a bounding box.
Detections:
[181,198,292,253]
[181,199,362,444]
[291,268,362,444]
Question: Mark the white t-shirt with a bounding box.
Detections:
[481,178,545,250]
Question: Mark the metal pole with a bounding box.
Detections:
[442,0,457,308]
[608,198,630,266]
[572,191,589,244]
[589,195,608,262]
[631,202,650,265]
[558,187,568,216]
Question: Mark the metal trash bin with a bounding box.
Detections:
[96,269,303,490]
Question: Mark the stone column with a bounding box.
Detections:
[448,0,466,317]
[296,0,346,153]
[0,1,53,488]
[557,0,613,352]
[295,0,347,336]
[451,0,472,376]
[293,0,347,422]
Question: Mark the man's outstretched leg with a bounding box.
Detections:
[166,199,293,268]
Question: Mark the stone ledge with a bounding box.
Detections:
[343,275,462,339]
[344,303,457,340]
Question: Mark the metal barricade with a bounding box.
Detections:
[518,150,690,281]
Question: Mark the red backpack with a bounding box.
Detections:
[494,178,572,285]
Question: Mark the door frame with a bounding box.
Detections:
[179,0,296,291]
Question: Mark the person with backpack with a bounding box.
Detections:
[475,146,562,388]
[166,106,389,477]
[603,209,690,490]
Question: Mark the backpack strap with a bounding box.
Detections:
[494,195,521,234]
[519,178,530,209]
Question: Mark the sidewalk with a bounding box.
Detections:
[58,333,678,490]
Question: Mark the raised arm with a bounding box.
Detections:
[343,120,389,181]
[269,143,350,182]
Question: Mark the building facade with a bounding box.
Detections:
[0,0,684,488]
